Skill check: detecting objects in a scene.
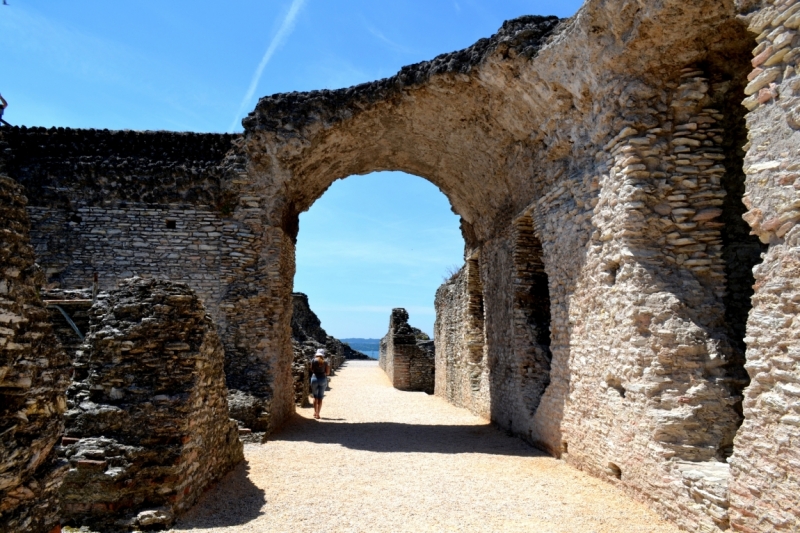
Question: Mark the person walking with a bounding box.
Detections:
[0,93,10,127]
[310,349,330,420]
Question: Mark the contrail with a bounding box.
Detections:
[228,0,307,132]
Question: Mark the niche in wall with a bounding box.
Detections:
[465,254,485,392]
[512,214,552,415]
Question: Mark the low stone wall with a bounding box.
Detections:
[730,1,800,531]
[380,309,435,393]
[59,278,243,531]
[0,175,71,533]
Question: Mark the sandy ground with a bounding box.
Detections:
[171,361,680,533]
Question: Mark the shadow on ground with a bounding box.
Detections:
[269,413,547,457]
[171,461,265,530]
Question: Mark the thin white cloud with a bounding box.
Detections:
[453,1,462,12]
[228,0,307,132]
[296,239,458,268]
[364,20,413,54]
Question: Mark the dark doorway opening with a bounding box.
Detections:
[513,214,552,416]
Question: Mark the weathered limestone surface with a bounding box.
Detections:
[0,126,289,432]
[59,278,243,531]
[291,292,369,362]
[434,260,490,418]
[380,309,435,393]
[0,173,70,533]
[3,0,800,530]
[730,1,800,531]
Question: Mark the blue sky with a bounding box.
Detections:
[1,0,582,337]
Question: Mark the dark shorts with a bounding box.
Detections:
[310,375,327,400]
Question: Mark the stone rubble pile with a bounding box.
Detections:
[0,174,71,533]
[59,277,243,531]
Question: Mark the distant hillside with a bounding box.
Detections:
[291,294,372,360]
[341,338,380,358]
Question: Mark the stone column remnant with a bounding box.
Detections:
[0,175,71,533]
[59,278,243,531]
[380,309,435,393]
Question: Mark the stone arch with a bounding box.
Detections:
[224,0,757,453]
[239,16,563,246]
[223,6,772,533]
[3,0,785,530]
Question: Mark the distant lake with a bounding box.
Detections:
[341,338,380,359]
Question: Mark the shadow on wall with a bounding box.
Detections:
[171,462,266,530]
[270,413,546,457]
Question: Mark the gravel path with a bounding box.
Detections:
[172,361,680,533]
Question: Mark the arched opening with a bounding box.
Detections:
[290,170,465,397]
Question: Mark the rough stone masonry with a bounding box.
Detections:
[59,278,243,531]
[0,0,799,531]
[379,308,435,394]
[0,173,70,533]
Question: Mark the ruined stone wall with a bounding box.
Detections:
[0,175,70,533]
[380,309,435,393]
[232,2,764,529]
[4,1,798,531]
[434,259,490,418]
[26,205,254,320]
[552,71,746,531]
[60,278,243,531]
[1,126,292,432]
[730,1,800,531]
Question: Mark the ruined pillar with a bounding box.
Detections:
[380,309,435,393]
[730,1,800,531]
[59,278,243,531]
[0,174,70,533]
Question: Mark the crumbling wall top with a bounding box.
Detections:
[1,127,241,208]
[242,16,561,134]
